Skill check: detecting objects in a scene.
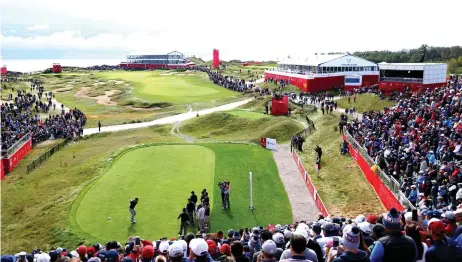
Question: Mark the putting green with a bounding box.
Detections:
[75,145,215,241]
[73,144,292,242]
[97,71,236,103]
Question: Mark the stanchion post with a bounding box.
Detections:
[249,171,254,211]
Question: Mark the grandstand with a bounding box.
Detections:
[120,51,195,69]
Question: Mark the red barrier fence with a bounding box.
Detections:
[343,134,406,211]
[1,136,32,178]
[292,151,329,217]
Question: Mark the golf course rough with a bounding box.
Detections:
[73,144,292,242]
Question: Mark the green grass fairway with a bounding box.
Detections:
[72,144,292,242]
[97,71,236,103]
[336,94,396,113]
[229,110,272,119]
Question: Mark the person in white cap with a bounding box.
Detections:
[188,238,212,262]
[168,242,185,262]
[257,240,278,262]
[159,241,170,256]
[36,253,51,262]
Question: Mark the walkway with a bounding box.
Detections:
[83,99,253,136]
[272,144,319,221]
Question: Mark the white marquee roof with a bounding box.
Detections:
[279,54,376,67]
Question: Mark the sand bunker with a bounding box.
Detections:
[160,73,173,76]
[177,73,185,76]
[92,82,106,86]
[75,87,117,106]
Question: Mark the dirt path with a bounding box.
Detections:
[170,105,195,143]
[272,144,319,221]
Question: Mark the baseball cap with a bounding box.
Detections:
[272,233,284,245]
[206,240,217,254]
[189,238,208,256]
[177,240,188,253]
[283,229,292,239]
[323,223,337,233]
[77,245,87,256]
[311,223,322,235]
[141,245,154,259]
[106,250,119,262]
[227,229,235,238]
[70,251,79,258]
[159,241,169,254]
[36,254,51,262]
[429,221,445,234]
[358,222,372,235]
[262,240,277,256]
[97,251,107,260]
[87,247,96,255]
[168,243,184,258]
[87,258,101,262]
[442,211,455,220]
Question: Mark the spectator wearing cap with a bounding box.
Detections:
[87,247,96,258]
[370,208,417,262]
[77,245,88,262]
[256,240,278,262]
[442,211,457,238]
[279,234,315,262]
[358,222,374,247]
[140,245,154,262]
[155,255,167,262]
[328,225,369,262]
[408,186,418,206]
[206,240,228,262]
[231,241,250,262]
[159,241,170,257]
[425,221,462,262]
[316,223,341,254]
[272,233,286,260]
[49,251,58,262]
[252,230,273,262]
[106,250,119,262]
[223,230,234,245]
[168,242,185,262]
[189,239,213,262]
[220,244,231,257]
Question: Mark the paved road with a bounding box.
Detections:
[83,99,253,136]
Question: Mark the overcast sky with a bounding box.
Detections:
[1,0,461,61]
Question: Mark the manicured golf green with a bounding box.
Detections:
[97,71,237,103]
[73,144,292,242]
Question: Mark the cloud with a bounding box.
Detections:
[25,24,49,31]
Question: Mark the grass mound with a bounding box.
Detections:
[182,112,303,142]
[299,112,385,217]
[336,94,396,113]
[258,82,300,93]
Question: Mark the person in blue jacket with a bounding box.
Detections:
[408,185,418,206]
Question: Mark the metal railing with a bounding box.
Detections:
[1,133,31,158]
[295,116,316,138]
[26,138,71,173]
[344,130,416,210]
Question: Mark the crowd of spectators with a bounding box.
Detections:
[1,78,87,152]
[344,75,462,216]
[201,68,255,93]
[4,206,462,262]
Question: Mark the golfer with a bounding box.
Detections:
[129,198,139,223]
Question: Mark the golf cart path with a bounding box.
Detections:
[272,144,319,221]
[83,99,253,136]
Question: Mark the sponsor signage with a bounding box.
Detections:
[266,138,277,150]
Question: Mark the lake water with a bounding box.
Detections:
[3,59,123,73]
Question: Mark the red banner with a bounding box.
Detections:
[2,138,32,177]
[292,151,329,217]
[343,135,404,211]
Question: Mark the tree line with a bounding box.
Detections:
[352,45,462,73]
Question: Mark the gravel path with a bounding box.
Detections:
[170,121,194,143]
[272,144,319,221]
